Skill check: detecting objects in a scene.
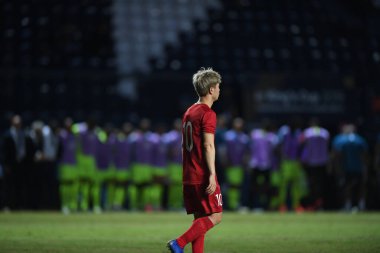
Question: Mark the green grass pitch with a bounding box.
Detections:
[0,211,380,253]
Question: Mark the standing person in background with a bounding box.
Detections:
[29,120,46,210]
[112,122,133,210]
[150,123,170,210]
[247,119,279,211]
[332,123,368,212]
[59,117,79,214]
[41,120,61,209]
[168,68,223,253]
[278,118,306,212]
[129,118,156,211]
[94,124,116,213]
[215,114,228,188]
[1,115,33,210]
[300,118,330,210]
[223,117,249,210]
[74,119,98,212]
[166,119,183,210]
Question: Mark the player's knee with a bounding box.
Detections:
[210,213,222,225]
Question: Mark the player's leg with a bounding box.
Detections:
[168,184,183,209]
[151,167,166,210]
[128,163,140,210]
[150,182,163,210]
[61,164,79,213]
[79,178,90,211]
[351,175,361,210]
[191,212,222,253]
[239,168,251,210]
[130,163,152,210]
[250,169,259,209]
[113,169,129,210]
[314,166,325,210]
[192,234,205,253]
[174,184,223,249]
[105,166,116,210]
[253,170,266,209]
[68,166,79,212]
[168,184,223,253]
[269,169,281,210]
[278,160,291,211]
[262,170,271,210]
[78,156,90,211]
[59,164,70,213]
[91,167,103,213]
[175,212,221,248]
[343,172,352,211]
[168,163,183,210]
[141,164,154,211]
[357,173,366,210]
[127,184,138,210]
[291,161,304,212]
[191,214,206,253]
[304,165,317,210]
[226,166,244,210]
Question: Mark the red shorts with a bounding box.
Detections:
[183,183,223,215]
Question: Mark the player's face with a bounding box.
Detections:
[212,83,220,101]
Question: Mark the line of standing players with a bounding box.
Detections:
[59,117,184,214]
[1,114,371,213]
[218,116,369,213]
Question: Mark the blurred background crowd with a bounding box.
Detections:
[1,0,380,213]
[1,114,379,213]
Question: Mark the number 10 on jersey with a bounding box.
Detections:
[183,121,193,152]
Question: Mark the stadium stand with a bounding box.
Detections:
[0,0,379,125]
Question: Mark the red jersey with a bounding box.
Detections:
[182,103,217,185]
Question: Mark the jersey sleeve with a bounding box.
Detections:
[201,110,216,134]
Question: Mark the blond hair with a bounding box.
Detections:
[192,67,221,97]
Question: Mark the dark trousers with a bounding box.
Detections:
[343,171,365,208]
[11,163,31,210]
[304,165,327,209]
[249,169,271,210]
[30,161,59,210]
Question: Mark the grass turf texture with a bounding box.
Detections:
[0,212,379,253]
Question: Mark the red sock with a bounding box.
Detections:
[176,217,214,248]
[192,234,205,253]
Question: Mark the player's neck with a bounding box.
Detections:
[197,97,213,108]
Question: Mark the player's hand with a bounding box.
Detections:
[205,174,217,195]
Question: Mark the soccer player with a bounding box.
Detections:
[2,115,32,210]
[74,119,98,212]
[247,119,279,211]
[150,123,170,210]
[277,118,305,212]
[223,117,249,210]
[166,119,184,210]
[300,118,330,210]
[58,117,79,214]
[128,118,156,211]
[111,123,133,210]
[94,125,116,213]
[167,68,223,253]
[332,123,368,211]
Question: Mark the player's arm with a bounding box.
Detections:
[203,132,217,195]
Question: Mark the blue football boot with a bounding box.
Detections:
[167,239,184,253]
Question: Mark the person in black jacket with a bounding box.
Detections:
[1,115,34,210]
